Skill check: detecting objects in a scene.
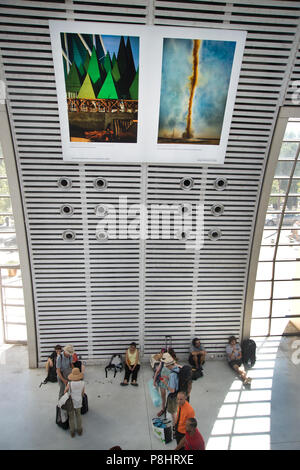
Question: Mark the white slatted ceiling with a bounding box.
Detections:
[0,0,299,364]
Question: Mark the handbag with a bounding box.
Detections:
[148,379,162,407]
[61,395,74,412]
[81,393,88,415]
[60,383,74,412]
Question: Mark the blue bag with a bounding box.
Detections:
[148,379,162,407]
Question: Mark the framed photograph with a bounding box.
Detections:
[50,21,246,164]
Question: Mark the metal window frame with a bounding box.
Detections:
[244,106,300,339]
[0,102,37,366]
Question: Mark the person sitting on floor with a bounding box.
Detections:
[175,417,206,451]
[120,342,140,386]
[43,344,62,383]
[188,337,207,370]
[226,336,252,386]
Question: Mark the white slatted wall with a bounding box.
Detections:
[0,0,299,365]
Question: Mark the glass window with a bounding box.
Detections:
[268,196,284,212]
[273,281,300,299]
[252,300,271,318]
[278,141,298,160]
[284,121,300,140]
[254,281,272,300]
[289,179,300,195]
[250,318,269,337]
[259,246,275,261]
[252,118,300,336]
[271,179,289,195]
[256,262,273,281]
[272,299,300,317]
[294,162,300,177]
[274,261,300,280]
[0,144,26,344]
[274,161,294,178]
[270,318,291,336]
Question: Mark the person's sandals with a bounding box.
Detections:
[131,382,138,386]
[243,377,252,385]
[120,382,129,386]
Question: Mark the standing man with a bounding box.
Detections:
[56,344,74,398]
[189,338,206,370]
[160,352,181,427]
[175,418,206,451]
[174,392,195,444]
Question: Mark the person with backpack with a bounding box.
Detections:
[153,348,177,417]
[226,336,252,386]
[56,344,74,398]
[159,352,180,427]
[41,344,62,385]
[64,367,85,438]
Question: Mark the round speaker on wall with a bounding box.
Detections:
[208,228,222,241]
[57,177,72,190]
[180,177,194,191]
[62,230,76,241]
[211,203,224,216]
[60,204,74,216]
[94,177,107,191]
[95,204,108,217]
[214,177,227,191]
[95,230,108,240]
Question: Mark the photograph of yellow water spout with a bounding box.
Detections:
[157,37,236,145]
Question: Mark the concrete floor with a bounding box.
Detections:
[0,335,300,450]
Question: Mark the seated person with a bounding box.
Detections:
[188,338,206,370]
[43,344,62,383]
[120,342,140,386]
[175,418,205,451]
[226,336,251,385]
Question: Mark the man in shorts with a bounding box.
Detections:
[189,337,207,370]
[160,352,180,427]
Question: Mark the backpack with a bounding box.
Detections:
[39,365,57,387]
[242,339,256,367]
[169,365,192,398]
[105,354,123,378]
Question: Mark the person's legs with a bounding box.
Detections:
[58,377,65,399]
[122,364,131,384]
[75,407,82,435]
[131,364,140,383]
[175,431,185,444]
[68,410,76,437]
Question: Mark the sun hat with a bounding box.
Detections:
[161,352,176,366]
[63,344,74,355]
[68,367,83,381]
